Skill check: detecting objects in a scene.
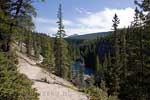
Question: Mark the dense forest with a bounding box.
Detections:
[0,0,150,100]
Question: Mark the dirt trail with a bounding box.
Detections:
[17,52,89,100]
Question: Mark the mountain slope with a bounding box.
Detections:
[17,52,89,100]
[67,31,112,40]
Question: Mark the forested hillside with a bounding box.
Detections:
[66,0,150,99]
[67,31,111,40]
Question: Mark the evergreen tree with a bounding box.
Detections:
[112,14,120,66]
[123,1,150,98]
[8,0,36,51]
[120,29,127,80]
[107,14,120,96]
[103,55,108,73]
[31,33,41,59]
[0,52,39,100]
[25,31,33,57]
[94,54,104,86]
[79,61,84,87]
[0,0,12,51]
[95,55,101,74]
[42,36,55,74]
[119,28,129,99]
[54,4,71,80]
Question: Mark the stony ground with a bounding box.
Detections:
[17,52,89,100]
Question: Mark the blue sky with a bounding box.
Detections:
[33,0,136,36]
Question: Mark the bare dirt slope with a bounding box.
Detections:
[17,52,89,100]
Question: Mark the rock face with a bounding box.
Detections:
[17,52,89,100]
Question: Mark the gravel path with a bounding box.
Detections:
[17,52,89,100]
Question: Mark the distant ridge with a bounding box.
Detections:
[67,31,112,40]
[68,34,79,37]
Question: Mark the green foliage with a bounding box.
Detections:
[0,0,37,52]
[54,38,71,79]
[54,4,72,80]
[25,32,33,56]
[80,79,118,100]
[106,14,121,96]
[119,3,150,98]
[1,0,150,100]
[42,36,55,74]
[0,52,39,100]
[73,1,150,98]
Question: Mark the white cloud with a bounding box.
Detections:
[63,20,74,26]
[34,7,135,36]
[75,8,92,15]
[77,7,134,32]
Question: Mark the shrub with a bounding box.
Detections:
[0,52,39,100]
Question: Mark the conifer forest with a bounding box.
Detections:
[0,0,150,100]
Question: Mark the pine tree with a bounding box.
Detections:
[107,14,120,96]
[42,36,55,74]
[127,1,150,98]
[103,55,108,73]
[120,29,127,80]
[94,54,104,86]
[119,28,129,99]
[33,35,40,59]
[0,0,12,51]
[9,0,36,51]
[79,61,84,87]
[121,5,150,99]
[112,14,120,66]
[54,4,71,80]
[0,52,39,100]
[25,32,33,57]
[95,55,101,75]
